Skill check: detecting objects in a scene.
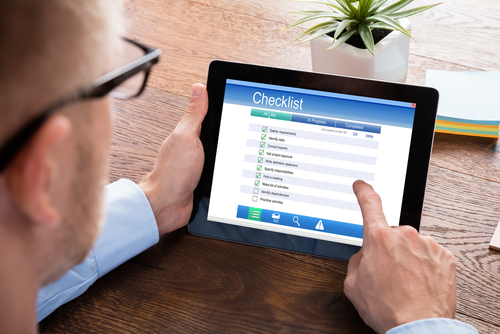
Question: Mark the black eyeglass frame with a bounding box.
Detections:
[0,38,161,172]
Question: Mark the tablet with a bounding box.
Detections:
[188,60,438,261]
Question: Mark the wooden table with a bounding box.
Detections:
[39,0,500,333]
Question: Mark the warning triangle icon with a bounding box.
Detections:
[315,220,324,230]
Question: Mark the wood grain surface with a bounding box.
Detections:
[491,220,500,251]
[39,0,500,333]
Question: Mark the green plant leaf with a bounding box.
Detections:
[284,12,346,30]
[300,24,341,43]
[359,0,374,17]
[290,0,350,15]
[367,0,390,15]
[367,21,396,30]
[386,3,441,19]
[377,0,414,15]
[330,0,352,14]
[369,14,412,37]
[294,21,339,41]
[290,10,331,15]
[345,0,360,19]
[334,19,357,39]
[358,22,374,54]
[325,29,357,50]
[334,0,359,19]
[296,20,335,35]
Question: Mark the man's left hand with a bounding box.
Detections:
[139,83,208,235]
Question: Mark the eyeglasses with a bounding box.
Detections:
[0,38,161,173]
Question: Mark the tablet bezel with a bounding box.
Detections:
[188,60,438,261]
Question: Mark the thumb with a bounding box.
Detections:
[177,83,208,136]
[344,247,362,297]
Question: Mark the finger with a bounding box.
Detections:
[352,180,390,242]
[177,83,208,136]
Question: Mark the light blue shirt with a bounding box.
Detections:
[36,180,478,334]
[388,318,477,333]
[36,179,159,322]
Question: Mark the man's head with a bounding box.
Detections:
[0,0,124,286]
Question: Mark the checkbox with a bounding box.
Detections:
[256,172,261,179]
[254,180,260,186]
[260,141,265,148]
[259,149,264,155]
[256,165,262,171]
[252,195,258,202]
[253,188,259,194]
[262,126,267,132]
[261,134,267,140]
[258,157,263,163]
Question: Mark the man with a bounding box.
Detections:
[0,0,478,333]
[0,1,206,331]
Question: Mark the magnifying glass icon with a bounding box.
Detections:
[293,216,300,226]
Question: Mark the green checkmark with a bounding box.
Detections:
[260,141,265,148]
[257,165,262,171]
[256,173,261,179]
[259,149,264,155]
[255,180,260,186]
[258,157,263,163]
[262,126,267,132]
[261,134,267,140]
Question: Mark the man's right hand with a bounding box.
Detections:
[344,180,457,334]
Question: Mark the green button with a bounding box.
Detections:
[248,207,262,221]
[251,109,291,121]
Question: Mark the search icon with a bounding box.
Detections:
[293,216,300,226]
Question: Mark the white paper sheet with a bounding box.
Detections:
[425,70,500,122]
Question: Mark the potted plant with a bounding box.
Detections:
[285,0,440,82]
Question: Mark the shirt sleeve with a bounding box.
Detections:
[36,179,159,322]
[387,318,478,334]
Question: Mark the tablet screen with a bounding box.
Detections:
[207,79,416,247]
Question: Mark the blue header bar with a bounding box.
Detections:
[227,79,413,108]
[224,80,415,129]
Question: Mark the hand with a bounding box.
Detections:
[139,83,208,235]
[344,180,456,334]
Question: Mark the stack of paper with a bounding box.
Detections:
[425,70,500,138]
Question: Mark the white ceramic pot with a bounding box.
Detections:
[310,18,411,83]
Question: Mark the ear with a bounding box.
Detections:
[5,115,72,228]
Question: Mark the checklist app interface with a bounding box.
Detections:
[208,80,416,246]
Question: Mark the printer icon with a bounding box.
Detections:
[272,213,280,223]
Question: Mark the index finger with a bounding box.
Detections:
[353,180,390,244]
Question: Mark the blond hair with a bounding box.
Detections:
[0,0,124,146]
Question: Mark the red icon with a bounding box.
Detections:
[411,103,416,108]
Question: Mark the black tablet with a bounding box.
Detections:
[188,60,438,261]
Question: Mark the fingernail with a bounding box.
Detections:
[192,84,202,97]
